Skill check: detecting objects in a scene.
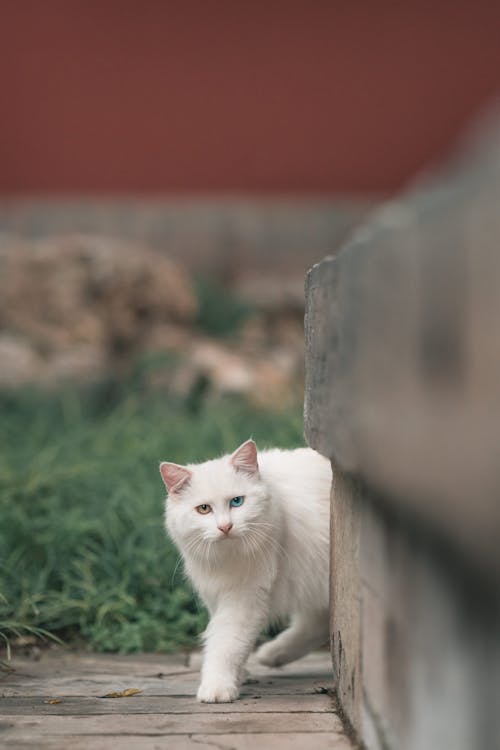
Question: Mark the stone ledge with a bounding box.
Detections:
[305,163,500,582]
[304,126,500,750]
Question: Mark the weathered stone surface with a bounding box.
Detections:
[304,124,500,749]
[0,650,354,749]
[304,256,339,452]
[0,693,334,715]
[1,730,353,750]
[329,469,362,729]
[0,713,346,738]
[305,160,500,580]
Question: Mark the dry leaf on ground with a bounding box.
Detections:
[101,687,142,698]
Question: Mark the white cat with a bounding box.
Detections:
[160,439,331,703]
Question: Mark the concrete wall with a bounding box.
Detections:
[304,127,500,749]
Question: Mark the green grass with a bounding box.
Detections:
[194,275,253,337]
[0,377,304,656]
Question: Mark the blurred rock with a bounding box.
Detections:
[142,322,194,353]
[0,232,307,406]
[0,334,43,386]
[167,338,300,408]
[240,312,304,355]
[41,344,108,384]
[0,233,196,384]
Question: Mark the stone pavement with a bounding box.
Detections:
[0,649,355,749]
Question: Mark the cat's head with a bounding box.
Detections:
[160,439,269,558]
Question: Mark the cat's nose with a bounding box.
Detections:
[218,522,233,535]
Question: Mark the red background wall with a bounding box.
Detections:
[2,1,500,194]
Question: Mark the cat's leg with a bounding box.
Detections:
[255,609,329,667]
[197,590,269,703]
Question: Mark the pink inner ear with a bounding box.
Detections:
[159,462,192,494]
[231,439,259,476]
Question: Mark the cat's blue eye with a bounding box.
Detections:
[230,496,244,508]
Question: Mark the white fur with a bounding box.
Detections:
[162,441,332,703]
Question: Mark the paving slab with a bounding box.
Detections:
[0,649,356,749]
[1,732,354,750]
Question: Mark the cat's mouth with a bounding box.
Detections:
[215,531,238,542]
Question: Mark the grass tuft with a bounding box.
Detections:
[194,275,253,337]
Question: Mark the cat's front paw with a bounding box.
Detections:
[197,676,240,703]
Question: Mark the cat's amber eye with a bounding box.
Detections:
[196,504,212,515]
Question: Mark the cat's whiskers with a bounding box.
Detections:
[183,535,211,566]
[245,527,292,582]
[170,554,185,588]
[245,522,291,568]
[243,527,279,579]
[240,535,258,580]
[208,536,220,572]
[245,531,262,569]
[183,535,202,554]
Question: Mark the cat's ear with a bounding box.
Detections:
[159,462,192,494]
[231,439,259,476]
